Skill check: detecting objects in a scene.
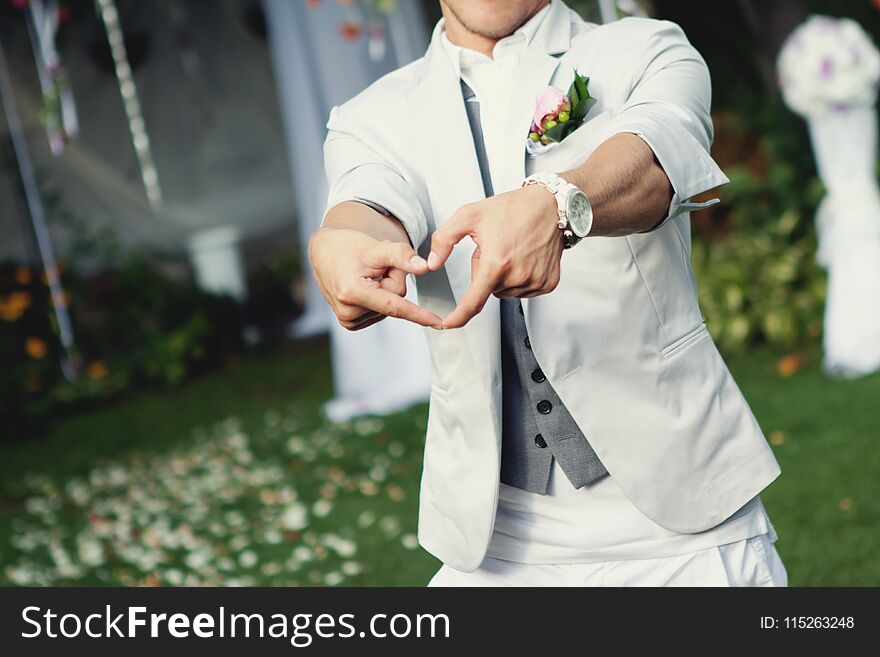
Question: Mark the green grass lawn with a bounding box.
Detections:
[0,337,877,586]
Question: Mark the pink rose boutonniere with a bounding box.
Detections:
[526,70,596,157]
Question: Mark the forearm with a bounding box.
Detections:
[559,133,674,237]
[317,201,411,245]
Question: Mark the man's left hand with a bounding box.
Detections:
[427,184,564,329]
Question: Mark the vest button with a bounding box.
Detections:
[537,399,552,414]
[534,434,547,448]
[531,368,546,383]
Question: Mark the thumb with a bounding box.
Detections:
[366,240,429,275]
[428,205,478,271]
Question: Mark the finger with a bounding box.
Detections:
[428,205,478,270]
[358,283,443,328]
[336,302,374,328]
[352,309,382,325]
[365,241,428,275]
[442,268,498,329]
[350,312,386,331]
[380,268,407,297]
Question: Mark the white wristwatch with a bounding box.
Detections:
[522,171,593,249]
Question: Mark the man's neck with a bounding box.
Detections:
[443,22,498,58]
[441,1,550,58]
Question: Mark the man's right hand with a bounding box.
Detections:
[308,226,441,331]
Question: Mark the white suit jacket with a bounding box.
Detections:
[322,1,781,572]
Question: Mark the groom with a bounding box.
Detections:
[310,0,786,586]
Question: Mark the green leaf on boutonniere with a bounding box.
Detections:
[575,72,590,104]
[571,96,597,123]
[543,120,579,143]
[567,71,590,106]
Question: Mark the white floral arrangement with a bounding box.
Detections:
[776,15,880,119]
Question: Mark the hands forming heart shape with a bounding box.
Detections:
[312,186,563,332]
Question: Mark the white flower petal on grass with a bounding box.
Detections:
[164,569,184,586]
[379,516,401,538]
[184,550,211,571]
[76,533,105,567]
[263,529,283,545]
[357,510,376,528]
[280,503,309,531]
[341,561,363,576]
[311,500,333,518]
[353,417,384,437]
[293,546,313,562]
[65,479,91,507]
[401,534,419,550]
[388,442,405,458]
[24,496,52,518]
[321,534,357,558]
[228,535,250,552]
[261,561,282,577]
[277,487,298,504]
[224,511,246,528]
[324,571,344,586]
[5,564,37,585]
[286,437,307,455]
[239,550,258,568]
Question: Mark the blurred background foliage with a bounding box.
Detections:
[2,0,874,432]
[4,0,879,432]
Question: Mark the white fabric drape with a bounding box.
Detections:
[808,106,880,377]
[263,0,432,420]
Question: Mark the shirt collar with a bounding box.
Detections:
[439,1,553,76]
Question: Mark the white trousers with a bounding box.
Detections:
[428,533,788,587]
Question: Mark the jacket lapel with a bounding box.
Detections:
[497,51,564,192]
[505,15,571,323]
[409,40,501,418]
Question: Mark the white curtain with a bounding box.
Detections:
[808,106,880,377]
[264,0,433,419]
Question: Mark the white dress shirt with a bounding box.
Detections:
[440,3,551,194]
[440,3,775,566]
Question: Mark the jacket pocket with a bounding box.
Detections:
[660,323,710,360]
[526,110,614,173]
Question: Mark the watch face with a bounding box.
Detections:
[567,190,592,237]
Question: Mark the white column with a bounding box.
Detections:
[187,226,247,301]
[808,105,880,377]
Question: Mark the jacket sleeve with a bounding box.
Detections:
[603,19,729,229]
[322,104,429,250]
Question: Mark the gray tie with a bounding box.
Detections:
[459,79,608,494]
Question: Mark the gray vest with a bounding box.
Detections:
[461,80,608,495]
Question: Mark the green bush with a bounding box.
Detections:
[0,265,61,436]
[692,157,827,354]
[0,258,244,441]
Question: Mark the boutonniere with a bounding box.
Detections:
[526,71,597,157]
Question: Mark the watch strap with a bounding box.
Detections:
[522,172,585,248]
